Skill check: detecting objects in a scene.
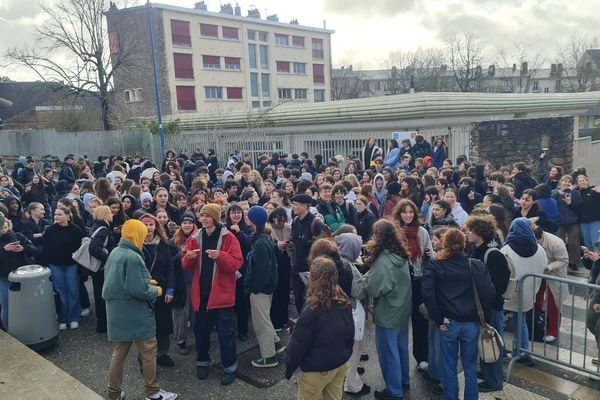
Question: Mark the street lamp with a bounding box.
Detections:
[146,1,166,164]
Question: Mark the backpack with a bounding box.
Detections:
[72,226,108,272]
[293,214,332,239]
[484,247,518,300]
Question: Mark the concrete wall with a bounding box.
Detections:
[470,117,574,172]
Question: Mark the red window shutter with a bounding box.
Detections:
[200,23,218,37]
[227,87,243,99]
[173,53,194,79]
[313,64,325,83]
[171,20,191,46]
[224,57,241,67]
[109,32,119,54]
[276,61,290,73]
[202,55,220,67]
[292,36,305,47]
[176,86,196,110]
[222,26,238,39]
[312,38,324,58]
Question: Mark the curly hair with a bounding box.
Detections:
[436,228,465,260]
[465,214,497,242]
[392,199,423,227]
[364,219,410,266]
[305,256,349,311]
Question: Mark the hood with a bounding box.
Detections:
[334,232,363,261]
[2,194,22,209]
[385,250,409,267]
[121,219,148,250]
[141,167,160,181]
[505,217,538,257]
[223,170,234,181]
[475,164,485,181]
[183,160,196,173]
[19,156,27,165]
[82,192,96,213]
[55,179,69,194]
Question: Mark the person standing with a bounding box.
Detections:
[268,207,293,331]
[365,220,413,400]
[551,175,582,271]
[42,206,84,330]
[245,206,285,367]
[182,204,243,386]
[103,219,177,400]
[285,256,354,400]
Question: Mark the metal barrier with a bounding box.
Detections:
[505,273,600,382]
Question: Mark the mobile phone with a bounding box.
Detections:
[8,241,20,246]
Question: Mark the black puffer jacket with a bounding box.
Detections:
[0,230,38,277]
[285,302,354,379]
[88,220,118,265]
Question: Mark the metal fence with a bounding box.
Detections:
[574,136,600,184]
[505,273,600,382]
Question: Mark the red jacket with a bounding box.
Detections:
[181,226,243,311]
[384,194,402,219]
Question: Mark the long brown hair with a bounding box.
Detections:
[139,213,168,245]
[436,228,465,260]
[392,199,423,227]
[364,219,410,266]
[308,238,339,263]
[305,256,349,311]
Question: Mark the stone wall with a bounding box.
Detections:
[470,117,574,171]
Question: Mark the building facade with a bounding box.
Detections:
[106,3,333,120]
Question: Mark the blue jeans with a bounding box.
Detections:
[427,322,443,381]
[0,277,9,330]
[194,304,237,372]
[49,264,80,324]
[440,321,479,400]
[580,221,600,251]
[375,324,410,398]
[480,309,504,388]
[512,311,529,356]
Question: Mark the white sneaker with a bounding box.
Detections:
[543,335,556,342]
[145,389,177,400]
[70,322,79,330]
[80,308,91,317]
[58,323,67,330]
[417,361,429,372]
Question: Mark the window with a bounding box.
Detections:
[222,26,239,40]
[109,32,119,54]
[248,44,257,69]
[259,31,268,42]
[295,89,307,99]
[252,101,260,109]
[124,88,142,103]
[556,80,561,91]
[275,34,289,46]
[171,20,191,46]
[227,87,243,100]
[313,64,325,83]
[176,86,196,110]
[293,62,306,74]
[205,86,223,100]
[200,23,218,38]
[202,55,220,69]
[124,90,131,102]
[247,30,256,41]
[376,81,381,91]
[314,89,326,102]
[262,101,271,107]
[259,45,269,69]
[312,38,324,59]
[278,88,292,99]
[277,61,290,73]
[250,73,259,97]
[544,87,550,93]
[261,73,270,97]
[532,81,539,91]
[173,53,194,79]
[292,35,305,48]
[224,57,241,70]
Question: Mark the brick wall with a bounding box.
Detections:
[470,117,574,171]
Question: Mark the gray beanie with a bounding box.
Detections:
[334,232,363,261]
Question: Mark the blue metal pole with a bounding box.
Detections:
[146,1,165,164]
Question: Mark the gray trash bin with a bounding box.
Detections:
[8,265,58,350]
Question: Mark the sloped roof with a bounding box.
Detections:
[584,49,600,68]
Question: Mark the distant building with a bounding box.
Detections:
[105,2,334,120]
[0,81,102,131]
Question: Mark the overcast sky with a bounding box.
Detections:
[1,0,599,80]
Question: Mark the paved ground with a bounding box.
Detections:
[37,275,600,400]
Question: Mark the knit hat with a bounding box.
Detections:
[200,204,221,224]
[247,205,268,228]
[386,181,401,195]
[291,194,312,204]
[300,172,313,181]
[121,219,148,250]
[140,192,153,204]
[181,211,196,224]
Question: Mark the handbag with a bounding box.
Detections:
[352,301,366,341]
[72,226,108,273]
[469,259,504,363]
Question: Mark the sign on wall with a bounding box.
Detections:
[391,131,417,145]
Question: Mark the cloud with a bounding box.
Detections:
[322,0,418,17]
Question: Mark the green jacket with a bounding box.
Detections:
[102,239,159,342]
[244,233,277,295]
[366,250,412,329]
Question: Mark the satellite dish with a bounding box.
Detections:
[0,97,13,108]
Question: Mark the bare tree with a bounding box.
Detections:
[445,32,486,92]
[4,0,141,130]
[492,45,546,93]
[558,35,600,92]
[331,65,372,100]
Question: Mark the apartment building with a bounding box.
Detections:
[105,2,333,119]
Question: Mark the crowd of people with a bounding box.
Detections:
[1,135,600,400]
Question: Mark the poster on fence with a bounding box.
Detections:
[391,131,417,145]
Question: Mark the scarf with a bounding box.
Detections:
[402,226,421,262]
[429,213,457,230]
[505,217,538,257]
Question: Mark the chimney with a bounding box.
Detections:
[220,3,233,14]
[323,20,327,29]
[521,62,528,75]
[234,3,241,16]
[289,18,299,25]
[551,63,557,75]
[557,63,563,75]
[266,14,279,22]
[194,1,207,11]
[108,1,118,12]
[512,63,517,72]
[487,65,495,77]
[247,8,261,18]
